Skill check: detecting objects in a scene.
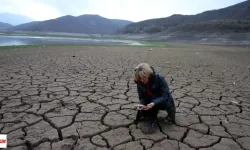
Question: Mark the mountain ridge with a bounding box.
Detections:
[119,0,250,34]
[8,14,133,34]
[0,22,13,29]
[0,13,33,25]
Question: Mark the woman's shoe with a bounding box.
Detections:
[166,116,176,124]
[141,119,157,134]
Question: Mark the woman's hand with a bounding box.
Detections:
[135,104,146,110]
[144,102,155,110]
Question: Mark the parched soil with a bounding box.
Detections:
[0,45,250,150]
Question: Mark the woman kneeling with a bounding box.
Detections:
[134,63,176,134]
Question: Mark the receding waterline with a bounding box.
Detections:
[0,35,143,46]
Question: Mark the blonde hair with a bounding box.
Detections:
[134,63,154,82]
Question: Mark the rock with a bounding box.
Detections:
[25,104,40,113]
[20,90,39,96]
[76,121,108,138]
[201,116,221,125]
[1,113,42,126]
[227,115,250,125]
[36,101,61,115]
[219,104,240,114]
[128,97,139,103]
[149,139,194,150]
[189,124,208,134]
[236,110,250,119]
[1,112,26,123]
[101,127,132,148]
[1,122,27,134]
[118,109,137,120]
[193,106,222,115]
[209,99,230,105]
[112,94,127,100]
[24,120,59,146]
[2,99,22,108]
[190,87,204,93]
[160,123,187,140]
[184,130,220,148]
[172,90,185,99]
[103,112,133,127]
[74,138,109,150]
[237,137,250,150]
[107,104,121,111]
[79,102,106,113]
[140,139,154,149]
[45,107,78,117]
[61,124,78,139]
[179,102,194,108]
[113,141,143,150]
[47,116,73,128]
[34,142,51,150]
[96,97,114,105]
[200,138,241,150]
[52,139,75,150]
[178,97,199,105]
[75,113,103,121]
[0,91,18,97]
[47,86,66,92]
[88,93,105,101]
[22,114,43,125]
[121,103,138,109]
[91,135,107,147]
[130,127,167,142]
[199,101,218,108]
[62,96,88,104]
[222,122,250,138]
[157,110,168,120]
[7,129,26,147]
[176,107,196,115]
[0,105,30,114]
[209,126,231,138]
[231,100,240,105]
[175,113,200,126]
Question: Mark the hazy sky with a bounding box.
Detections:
[0,0,246,22]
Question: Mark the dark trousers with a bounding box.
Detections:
[136,102,176,122]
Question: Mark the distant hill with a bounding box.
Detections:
[0,13,33,25]
[119,0,250,35]
[9,14,133,34]
[0,22,13,29]
[111,19,133,28]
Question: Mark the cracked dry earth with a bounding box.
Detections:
[0,45,250,150]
